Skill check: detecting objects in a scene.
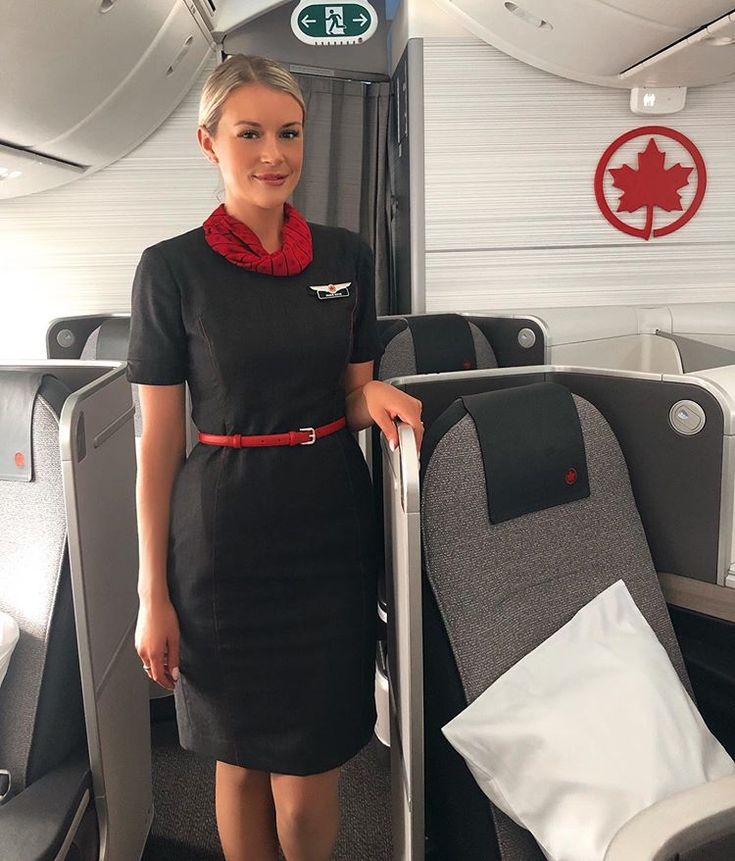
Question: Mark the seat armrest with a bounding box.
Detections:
[0,747,93,861]
[604,774,735,861]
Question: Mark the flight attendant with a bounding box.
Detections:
[128,54,423,861]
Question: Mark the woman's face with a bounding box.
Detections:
[200,82,304,211]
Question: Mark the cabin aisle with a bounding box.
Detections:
[141,696,392,860]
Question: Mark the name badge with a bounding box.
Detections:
[309,282,351,300]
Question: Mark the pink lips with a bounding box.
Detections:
[255,174,288,184]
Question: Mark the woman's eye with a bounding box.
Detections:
[238,130,299,140]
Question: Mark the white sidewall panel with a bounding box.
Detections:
[422,38,735,312]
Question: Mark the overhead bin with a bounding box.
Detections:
[0,0,213,198]
[0,142,86,199]
[429,0,735,88]
[621,9,735,88]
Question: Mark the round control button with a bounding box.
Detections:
[518,327,536,349]
[56,329,76,349]
[669,400,706,436]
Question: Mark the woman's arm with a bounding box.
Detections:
[344,361,377,432]
[344,361,424,450]
[135,383,187,606]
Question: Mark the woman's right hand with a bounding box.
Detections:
[135,597,180,692]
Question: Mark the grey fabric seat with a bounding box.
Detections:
[419,381,695,860]
[376,314,498,381]
[373,314,501,620]
[0,370,98,860]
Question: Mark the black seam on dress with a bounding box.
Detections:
[197,316,227,434]
[210,448,241,764]
[334,432,371,737]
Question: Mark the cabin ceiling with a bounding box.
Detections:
[208,0,735,88]
[431,0,735,88]
[3,0,733,200]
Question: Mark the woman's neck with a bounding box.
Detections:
[223,197,285,253]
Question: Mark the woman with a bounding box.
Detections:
[127,54,423,861]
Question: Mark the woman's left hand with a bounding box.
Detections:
[363,380,424,452]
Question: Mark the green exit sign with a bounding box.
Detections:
[291,1,378,45]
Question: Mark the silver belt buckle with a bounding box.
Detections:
[299,426,316,445]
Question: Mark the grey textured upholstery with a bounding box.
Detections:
[377,318,497,380]
[79,326,100,360]
[0,373,86,800]
[378,327,417,379]
[421,393,691,860]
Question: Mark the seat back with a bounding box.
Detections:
[371,314,499,597]
[420,381,691,860]
[377,314,498,381]
[0,371,86,802]
[81,317,142,438]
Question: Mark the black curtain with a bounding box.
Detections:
[292,75,391,314]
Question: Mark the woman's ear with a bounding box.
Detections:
[197,125,218,164]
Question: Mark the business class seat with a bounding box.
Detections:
[419,382,735,860]
[48,314,142,441]
[0,370,98,860]
[371,312,545,748]
[377,313,499,378]
[80,316,143,438]
[47,313,198,453]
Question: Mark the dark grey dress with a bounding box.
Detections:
[126,223,382,774]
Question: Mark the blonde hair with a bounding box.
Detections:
[198,54,306,137]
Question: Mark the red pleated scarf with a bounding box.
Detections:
[202,202,313,276]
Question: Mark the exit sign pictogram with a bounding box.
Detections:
[291,1,378,45]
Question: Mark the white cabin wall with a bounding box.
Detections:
[0,58,219,362]
[421,36,735,313]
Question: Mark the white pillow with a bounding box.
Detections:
[0,610,20,690]
[441,579,735,861]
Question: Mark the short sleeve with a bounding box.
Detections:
[126,246,187,385]
[349,239,383,364]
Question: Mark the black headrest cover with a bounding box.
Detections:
[405,314,477,374]
[460,382,590,524]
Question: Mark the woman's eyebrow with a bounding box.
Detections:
[233,120,303,127]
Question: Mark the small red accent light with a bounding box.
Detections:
[14,451,25,468]
[565,468,577,486]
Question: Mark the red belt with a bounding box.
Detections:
[198,416,346,448]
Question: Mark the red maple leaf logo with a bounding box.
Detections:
[608,138,693,240]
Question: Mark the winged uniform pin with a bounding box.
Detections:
[308,281,351,300]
